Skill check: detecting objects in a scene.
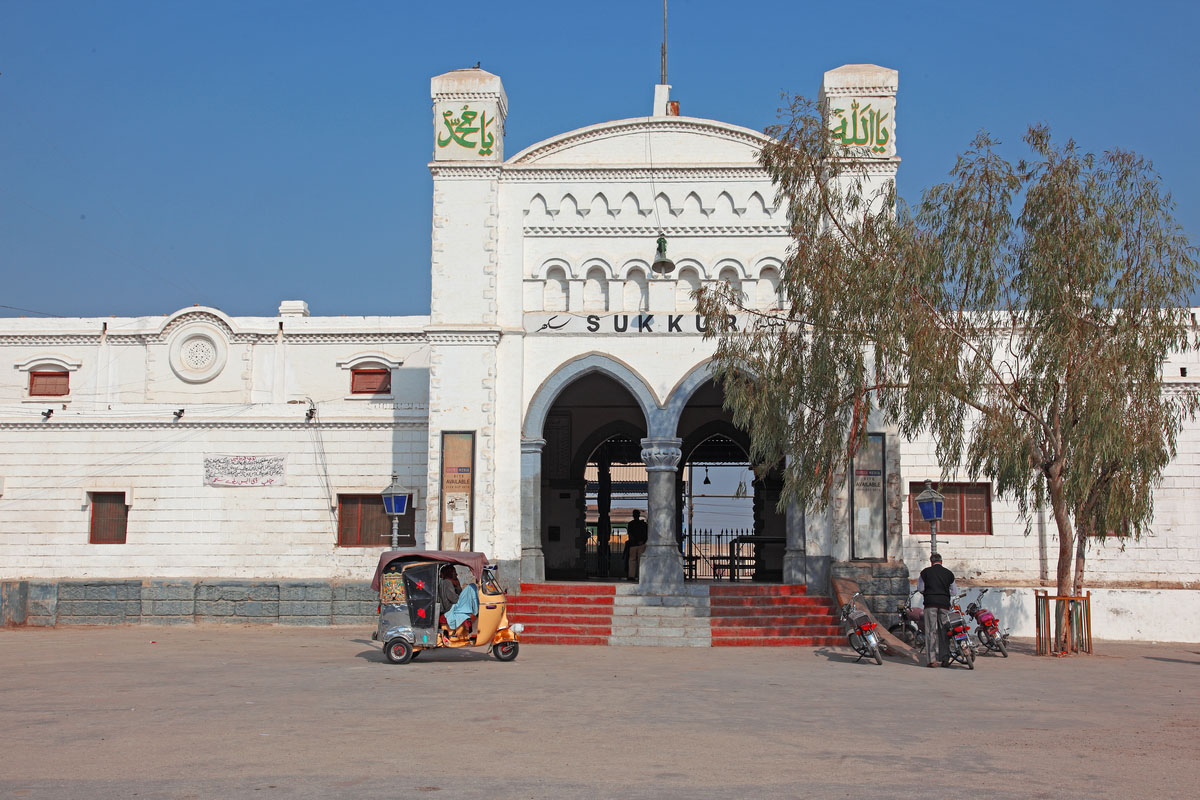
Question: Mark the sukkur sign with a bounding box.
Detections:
[524,312,751,335]
[204,455,287,487]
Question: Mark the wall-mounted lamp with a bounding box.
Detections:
[42,409,53,420]
[173,409,185,420]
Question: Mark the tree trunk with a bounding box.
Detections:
[1072,524,1088,597]
[1047,475,1074,596]
[1047,470,1075,650]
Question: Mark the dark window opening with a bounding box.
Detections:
[337,494,413,547]
[908,482,992,535]
[90,492,128,544]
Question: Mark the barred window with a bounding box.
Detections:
[908,482,992,535]
[89,492,128,544]
[337,494,413,547]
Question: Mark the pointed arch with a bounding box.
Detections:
[523,353,659,439]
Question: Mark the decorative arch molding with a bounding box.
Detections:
[663,359,719,433]
[714,258,749,280]
[15,355,83,373]
[680,419,751,465]
[508,117,773,165]
[523,353,659,439]
[158,307,237,339]
[580,258,615,281]
[619,260,652,280]
[568,419,649,481]
[533,257,573,280]
[335,353,405,370]
[752,256,784,278]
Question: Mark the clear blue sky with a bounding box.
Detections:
[3,1,1198,319]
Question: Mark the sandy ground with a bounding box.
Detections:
[0,626,1195,799]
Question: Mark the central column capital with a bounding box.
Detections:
[640,437,682,472]
[521,437,547,455]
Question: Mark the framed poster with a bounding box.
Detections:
[439,431,475,551]
[850,433,887,559]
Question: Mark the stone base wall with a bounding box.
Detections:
[0,580,377,627]
[830,559,911,620]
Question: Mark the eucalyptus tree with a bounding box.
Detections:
[696,95,1198,596]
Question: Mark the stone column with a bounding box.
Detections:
[638,437,684,592]
[520,438,546,583]
[597,452,612,577]
[783,501,806,586]
[804,505,832,596]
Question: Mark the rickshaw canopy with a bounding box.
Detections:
[370,549,491,592]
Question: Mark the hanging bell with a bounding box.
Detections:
[651,234,676,275]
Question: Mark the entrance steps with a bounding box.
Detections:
[509,583,842,647]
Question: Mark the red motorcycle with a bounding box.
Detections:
[840,591,883,665]
[965,588,1009,657]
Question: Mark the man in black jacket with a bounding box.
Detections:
[917,553,958,667]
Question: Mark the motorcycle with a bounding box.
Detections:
[840,591,884,665]
[888,592,926,651]
[965,587,1009,657]
[943,593,976,669]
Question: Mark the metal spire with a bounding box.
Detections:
[661,0,668,85]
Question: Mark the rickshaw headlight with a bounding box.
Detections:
[510,623,524,634]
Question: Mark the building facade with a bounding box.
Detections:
[2,65,1197,638]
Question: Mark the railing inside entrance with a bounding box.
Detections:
[583,528,782,582]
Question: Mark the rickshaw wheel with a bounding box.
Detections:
[384,638,414,664]
[492,641,519,662]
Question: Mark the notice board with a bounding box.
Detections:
[439,431,475,551]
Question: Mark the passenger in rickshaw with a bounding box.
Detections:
[439,564,461,607]
[440,565,478,637]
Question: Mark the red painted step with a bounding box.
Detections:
[713,635,844,647]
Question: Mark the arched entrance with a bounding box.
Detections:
[534,372,649,581]
[676,384,789,583]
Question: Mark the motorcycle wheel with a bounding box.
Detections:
[870,643,883,665]
[847,632,868,657]
[994,636,1009,657]
[965,643,975,669]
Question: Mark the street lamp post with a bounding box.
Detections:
[380,473,410,549]
[915,479,945,558]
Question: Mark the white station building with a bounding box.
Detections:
[1,66,1197,639]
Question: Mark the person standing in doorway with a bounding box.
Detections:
[918,553,958,667]
[625,509,648,581]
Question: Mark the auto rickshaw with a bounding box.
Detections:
[369,549,522,664]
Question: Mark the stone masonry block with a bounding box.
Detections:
[195,600,236,617]
[144,600,194,616]
[277,616,326,626]
[279,583,332,602]
[278,601,331,617]
[28,583,57,619]
[235,600,280,618]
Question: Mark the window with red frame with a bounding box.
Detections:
[30,370,69,396]
[89,492,128,544]
[908,482,992,535]
[337,494,413,547]
[350,368,390,395]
